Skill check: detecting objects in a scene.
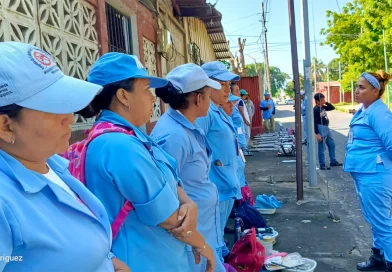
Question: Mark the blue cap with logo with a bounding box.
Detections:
[264,92,270,96]
[87,52,168,88]
[166,63,221,93]
[201,61,240,82]
[228,93,241,102]
[0,42,102,114]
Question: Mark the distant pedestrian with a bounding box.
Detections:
[313,93,342,170]
[260,93,275,134]
[242,90,254,146]
[300,90,307,145]
[343,71,392,272]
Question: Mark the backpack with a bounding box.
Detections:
[228,228,266,272]
[235,201,268,230]
[61,122,135,239]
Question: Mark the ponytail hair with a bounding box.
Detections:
[156,82,206,110]
[76,78,135,118]
[368,70,391,97]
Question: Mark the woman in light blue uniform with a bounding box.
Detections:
[343,71,392,272]
[195,61,242,259]
[151,64,226,272]
[0,42,129,272]
[79,53,215,272]
[227,94,247,189]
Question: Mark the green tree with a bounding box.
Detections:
[323,58,347,81]
[245,63,290,97]
[284,74,304,98]
[320,0,392,91]
[311,58,326,82]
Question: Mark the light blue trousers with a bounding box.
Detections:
[351,167,392,262]
[219,199,235,258]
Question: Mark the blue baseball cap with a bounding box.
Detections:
[201,61,240,82]
[166,64,220,93]
[264,92,270,96]
[0,42,102,114]
[240,89,248,95]
[87,52,168,88]
[228,93,241,102]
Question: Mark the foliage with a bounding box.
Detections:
[311,58,326,82]
[320,0,392,91]
[245,63,291,97]
[283,74,304,98]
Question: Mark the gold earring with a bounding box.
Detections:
[124,104,130,111]
[10,137,15,145]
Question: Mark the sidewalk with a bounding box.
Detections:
[238,123,371,271]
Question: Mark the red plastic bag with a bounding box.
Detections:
[227,228,266,272]
[239,185,255,206]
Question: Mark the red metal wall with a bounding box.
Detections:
[319,86,352,104]
[238,76,263,136]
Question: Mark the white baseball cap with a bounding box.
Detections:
[166,63,221,93]
[201,61,240,81]
[0,42,103,114]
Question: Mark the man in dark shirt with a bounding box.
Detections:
[313,93,342,170]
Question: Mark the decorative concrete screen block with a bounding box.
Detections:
[143,37,161,122]
[0,0,100,130]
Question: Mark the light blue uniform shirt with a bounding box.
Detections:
[301,97,307,116]
[231,105,247,148]
[260,99,275,120]
[85,110,189,272]
[344,99,392,174]
[0,151,114,272]
[195,102,241,201]
[151,107,225,272]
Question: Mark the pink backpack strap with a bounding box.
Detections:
[65,122,135,240]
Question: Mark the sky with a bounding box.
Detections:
[207,0,350,77]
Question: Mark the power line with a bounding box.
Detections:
[335,0,341,13]
[223,13,262,25]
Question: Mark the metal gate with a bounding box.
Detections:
[238,76,263,136]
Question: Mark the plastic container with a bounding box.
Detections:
[282,258,317,272]
[257,208,277,215]
[258,236,274,256]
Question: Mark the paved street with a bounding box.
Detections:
[274,104,374,260]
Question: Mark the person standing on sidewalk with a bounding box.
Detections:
[260,93,275,134]
[151,64,225,272]
[300,90,307,145]
[313,93,342,170]
[241,90,254,151]
[343,71,392,272]
[195,61,242,261]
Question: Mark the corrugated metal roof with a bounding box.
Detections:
[173,0,231,59]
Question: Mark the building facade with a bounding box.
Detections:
[0,0,231,139]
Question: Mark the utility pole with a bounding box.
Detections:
[383,29,390,109]
[262,2,272,94]
[288,0,304,201]
[313,58,317,93]
[300,0,317,188]
[238,38,246,75]
[339,61,342,103]
[327,65,331,101]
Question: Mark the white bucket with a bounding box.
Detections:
[282,258,317,272]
